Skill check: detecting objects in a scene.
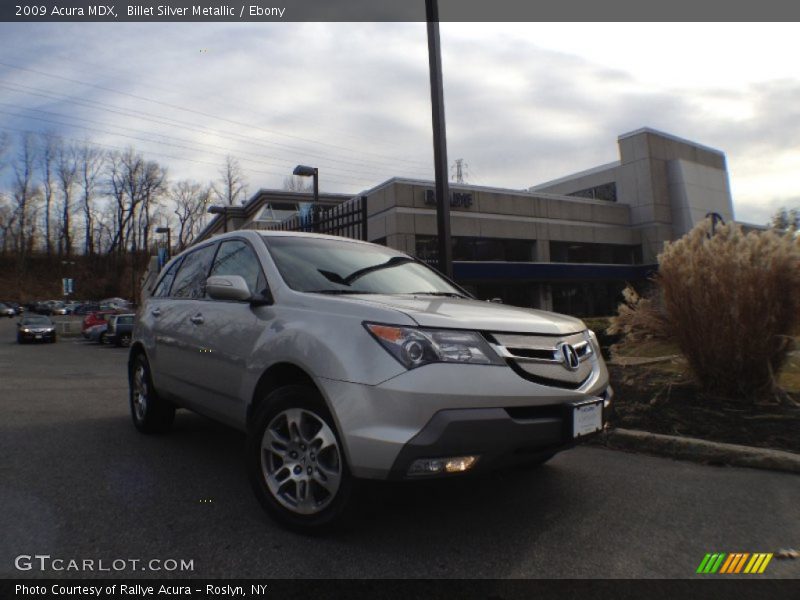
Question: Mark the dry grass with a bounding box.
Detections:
[610,221,800,404]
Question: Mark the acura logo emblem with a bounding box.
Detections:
[557,342,580,371]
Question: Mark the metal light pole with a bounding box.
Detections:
[293,165,319,232]
[293,165,319,205]
[426,0,453,278]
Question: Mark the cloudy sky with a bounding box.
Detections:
[1,21,798,224]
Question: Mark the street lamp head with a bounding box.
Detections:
[293,165,317,177]
[155,227,170,234]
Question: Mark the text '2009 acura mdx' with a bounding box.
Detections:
[129,230,612,531]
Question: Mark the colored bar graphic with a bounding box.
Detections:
[758,554,773,574]
[734,553,750,573]
[720,554,736,573]
[711,553,726,573]
[703,552,773,575]
[696,554,712,574]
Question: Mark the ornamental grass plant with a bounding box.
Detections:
[610,220,800,404]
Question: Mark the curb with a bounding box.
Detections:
[601,428,800,474]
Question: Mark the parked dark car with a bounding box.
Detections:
[106,313,135,347]
[17,315,57,344]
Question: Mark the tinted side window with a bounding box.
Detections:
[170,245,217,299]
[209,240,268,296]
[152,257,184,298]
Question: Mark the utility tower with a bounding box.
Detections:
[451,158,468,183]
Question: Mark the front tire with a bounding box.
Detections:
[129,353,175,434]
[246,385,354,532]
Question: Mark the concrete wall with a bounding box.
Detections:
[366,179,638,255]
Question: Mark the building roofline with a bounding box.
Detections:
[618,127,725,157]
[529,160,620,191]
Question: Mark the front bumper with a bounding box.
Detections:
[387,401,609,479]
[19,330,56,342]
[319,360,611,480]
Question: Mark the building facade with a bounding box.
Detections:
[197,128,735,317]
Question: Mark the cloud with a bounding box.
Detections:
[0,22,798,224]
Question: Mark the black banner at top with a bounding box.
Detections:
[2,0,800,22]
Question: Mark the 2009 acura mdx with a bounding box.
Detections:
[129,230,612,531]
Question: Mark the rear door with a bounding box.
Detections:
[151,243,217,404]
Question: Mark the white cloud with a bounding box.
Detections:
[1,21,799,223]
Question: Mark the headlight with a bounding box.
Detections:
[364,323,503,369]
[22,328,31,333]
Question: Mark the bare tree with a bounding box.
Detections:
[77,142,104,255]
[11,133,38,261]
[283,175,312,192]
[39,133,59,256]
[137,160,167,253]
[171,180,212,250]
[770,207,800,233]
[214,155,247,206]
[0,193,16,256]
[56,143,78,257]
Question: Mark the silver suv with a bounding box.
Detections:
[129,231,611,530]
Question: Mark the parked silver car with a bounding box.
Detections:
[129,231,611,530]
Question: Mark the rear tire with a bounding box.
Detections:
[246,384,354,533]
[129,353,175,434]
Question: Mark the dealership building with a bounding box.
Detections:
[196,127,736,316]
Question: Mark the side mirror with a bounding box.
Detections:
[206,275,252,302]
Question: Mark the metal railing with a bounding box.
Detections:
[264,196,368,241]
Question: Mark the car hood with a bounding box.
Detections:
[342,294,585,335]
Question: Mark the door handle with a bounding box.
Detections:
[189,314,204,325]
[151,308,161,317]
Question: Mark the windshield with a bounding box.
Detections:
[23,316,51,325]
[262,236,466,296]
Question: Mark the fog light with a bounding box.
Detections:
[408,455,479,476]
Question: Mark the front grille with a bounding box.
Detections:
[487,330,596,390]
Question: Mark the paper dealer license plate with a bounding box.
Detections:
[573,399,603,438]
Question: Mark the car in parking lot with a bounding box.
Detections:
[129,231,611,531]
[84,323,108,343]
[0,302,15,318]
[82,310,117,332]
[17,315,57,343]
[106,313,135,347]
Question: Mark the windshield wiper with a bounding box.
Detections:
[307,290,376,295]
[405,291,468,299]
[318,256,415,287]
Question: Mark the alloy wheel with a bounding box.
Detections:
[260,408,342,515]
[132,364,148,422]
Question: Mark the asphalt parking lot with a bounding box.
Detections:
[0,317,798,579]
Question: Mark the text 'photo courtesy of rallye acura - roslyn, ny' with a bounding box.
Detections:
[128,230,612,531]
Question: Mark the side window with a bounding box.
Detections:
[209,240,268,296]
[170,244,217,299]
[152,257,184,298]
